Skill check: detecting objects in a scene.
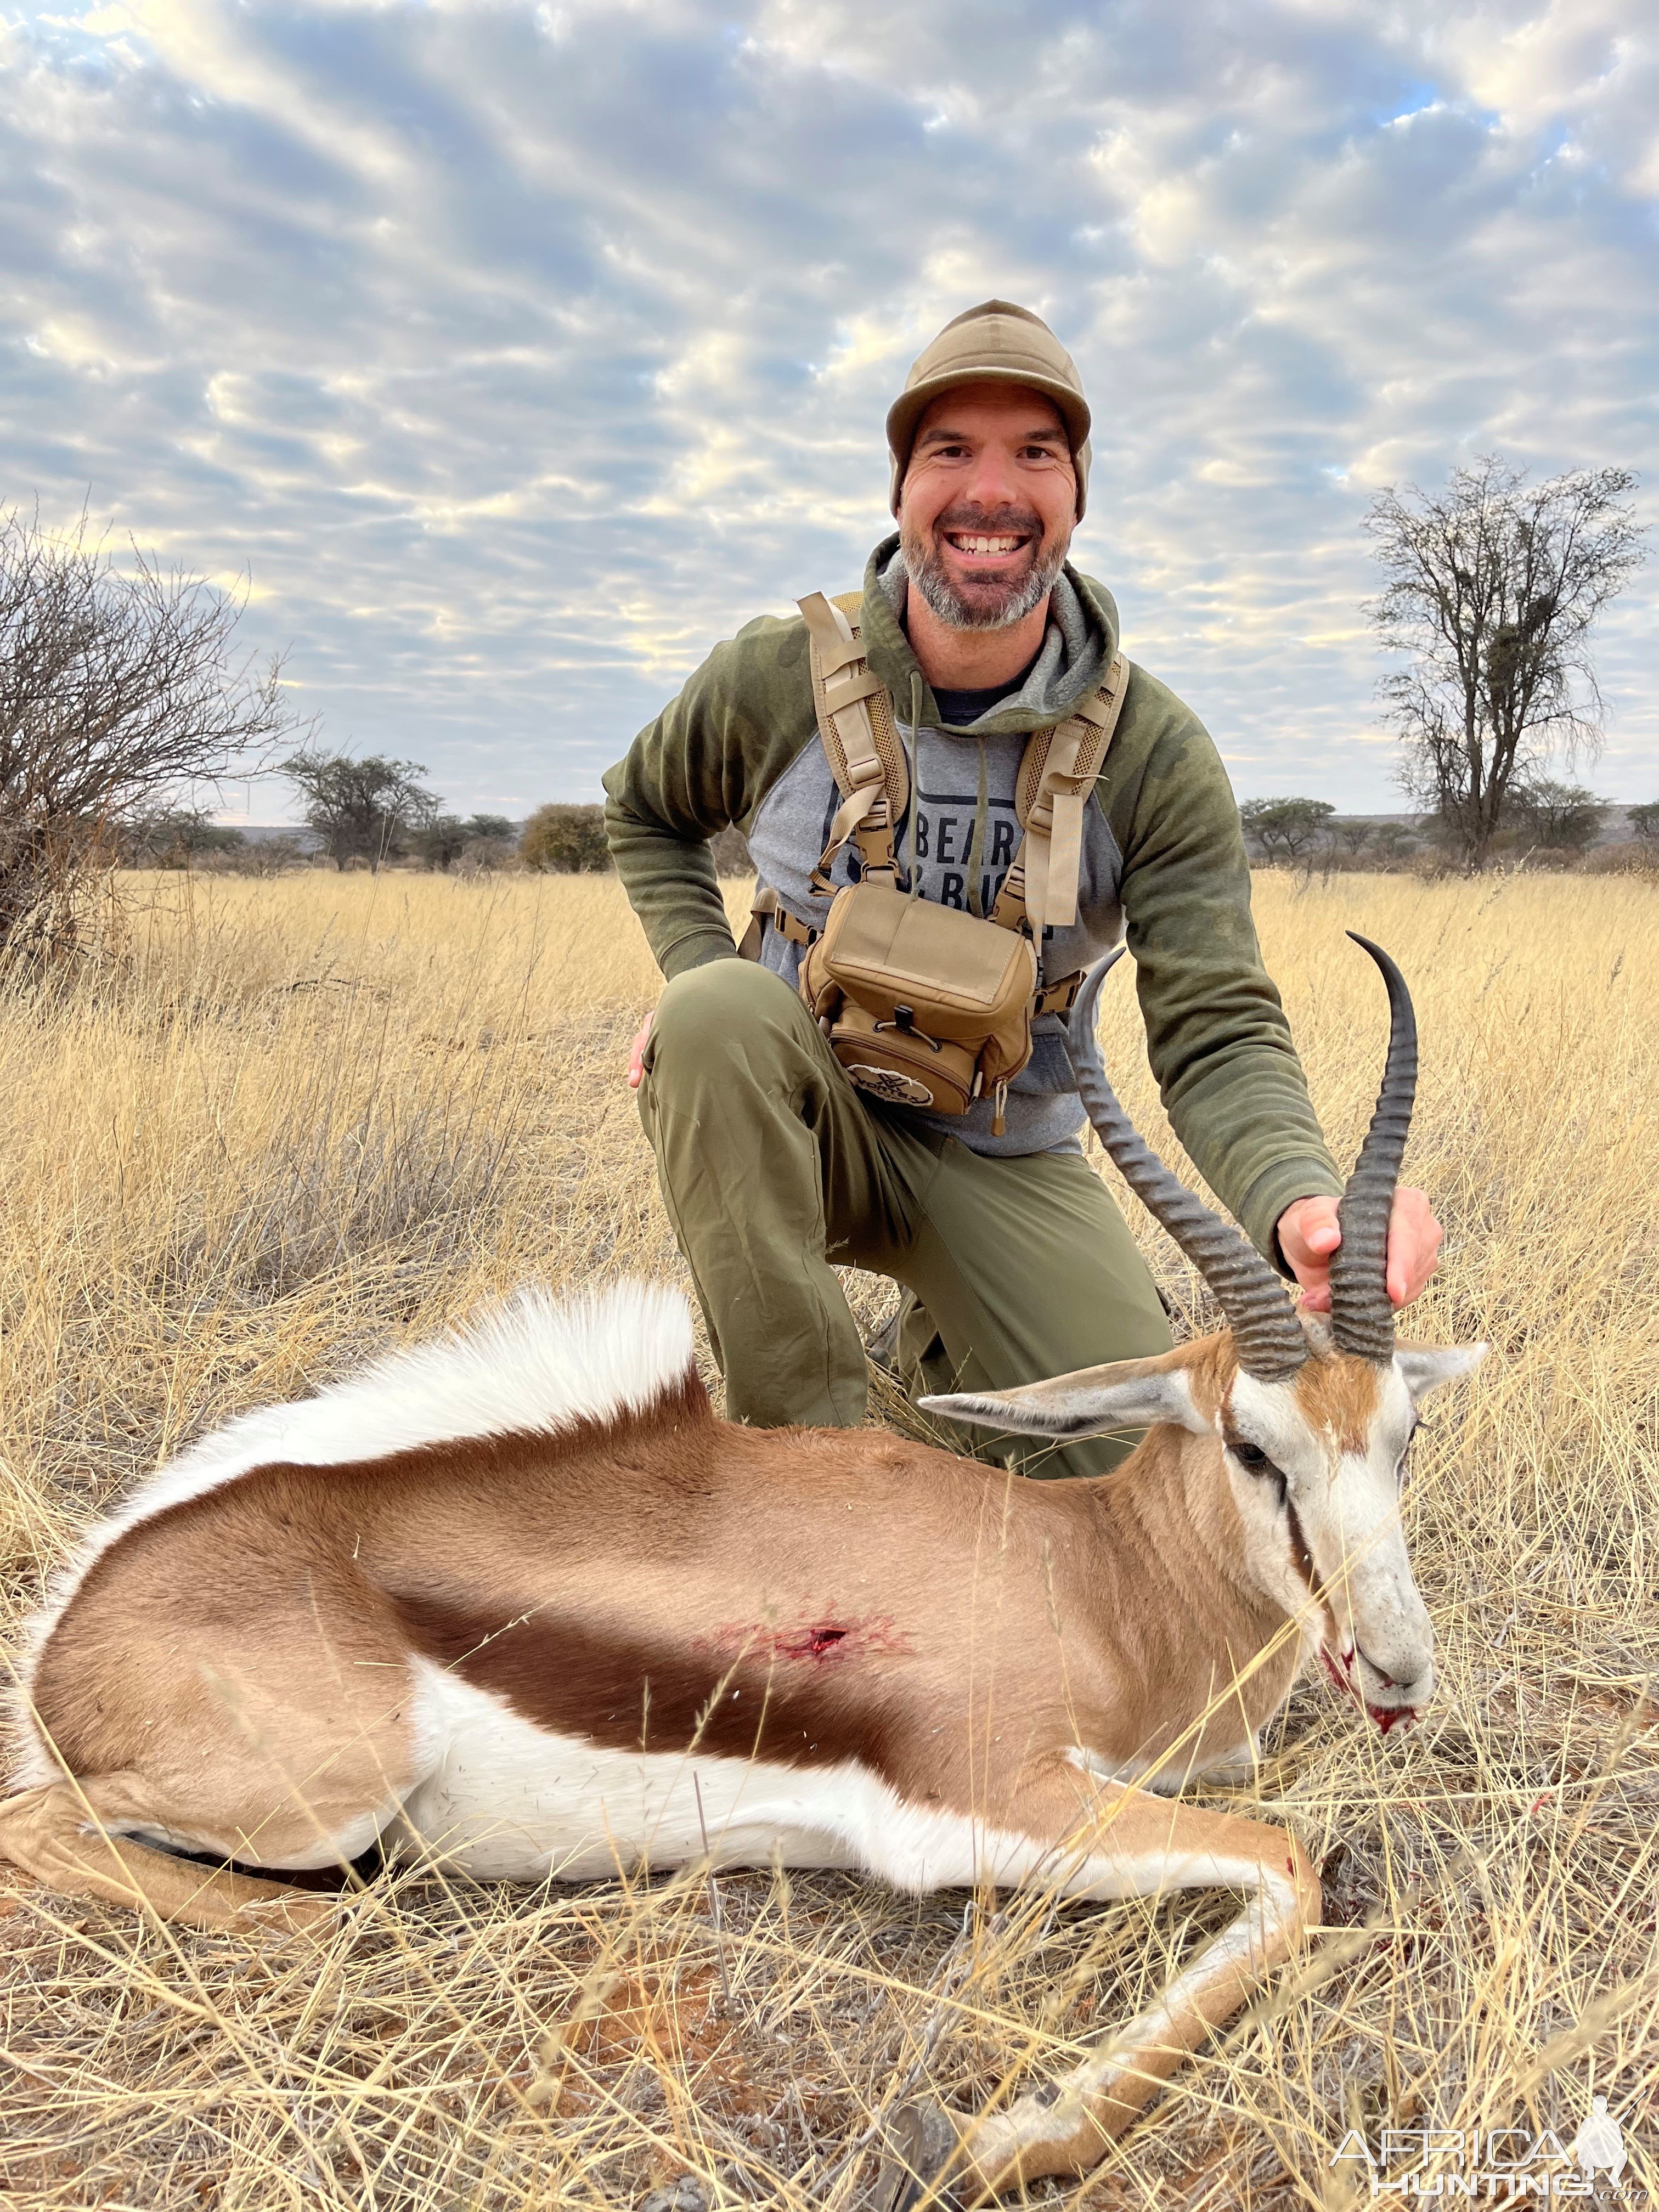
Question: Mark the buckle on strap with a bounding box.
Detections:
[741,888,819,959]
[1033,967,1085,1018]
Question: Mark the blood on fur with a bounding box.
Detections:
[702,1614,912,1666]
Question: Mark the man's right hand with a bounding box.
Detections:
[627,1011,654,1091]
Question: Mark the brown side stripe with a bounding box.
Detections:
[392,1591,907,1776]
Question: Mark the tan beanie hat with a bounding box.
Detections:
[886,299,1092,520]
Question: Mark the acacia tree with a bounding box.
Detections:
[1364,459,1644,869]
[413,811,514,870]
[283,750,438,868]
[123,806,248,867]
[1238,796,1335,863]
[1371,822,1420,867]
[0,507,294,949]
[1508,779,1606,854]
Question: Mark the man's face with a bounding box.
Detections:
[897,382,1077,633]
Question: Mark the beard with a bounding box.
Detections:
[900,502,1070,633]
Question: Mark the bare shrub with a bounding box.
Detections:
[0,507,296,958]
[165,1096,517,1302]
[1585,839,1659,876]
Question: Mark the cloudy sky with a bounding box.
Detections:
[2,0,1655,817]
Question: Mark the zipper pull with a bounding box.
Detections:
[991,1079,1008,1137]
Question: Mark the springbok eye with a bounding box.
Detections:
[1228,1436,1289,1508]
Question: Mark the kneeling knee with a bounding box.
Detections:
[647,957,803,1072]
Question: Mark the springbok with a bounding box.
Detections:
[2,936,1483,2198]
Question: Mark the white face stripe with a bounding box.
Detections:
[1224,1357,1434,1703]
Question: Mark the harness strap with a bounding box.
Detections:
[786,589,1131,984]
[1009,650,1131,934]
[798,591,909,892]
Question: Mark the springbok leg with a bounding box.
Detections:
[0,1776,337,1934]
[893,1771,1321,2202]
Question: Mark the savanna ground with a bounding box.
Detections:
[1,867,1655,2210]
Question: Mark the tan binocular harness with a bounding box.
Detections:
[745,589,1130,1133]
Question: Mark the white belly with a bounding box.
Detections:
[393,1664,1081,1894]
[396,1662,869,1881]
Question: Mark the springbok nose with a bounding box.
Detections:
[1356,1643,1396,1689]
[1354,1635,1432,1707]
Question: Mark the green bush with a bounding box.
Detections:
[412,812,518,870]
[520,804,612,873]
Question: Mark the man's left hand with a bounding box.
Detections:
[1277,1188,1443,1314]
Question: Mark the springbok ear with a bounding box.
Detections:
[919,1354,1206,1442]
[1396,1342,1488,1403]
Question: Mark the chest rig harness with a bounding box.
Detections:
[741,590,1131,1135]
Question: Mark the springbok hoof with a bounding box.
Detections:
[875,2101,965,2210]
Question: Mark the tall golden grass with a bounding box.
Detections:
[1,868,1655,2209]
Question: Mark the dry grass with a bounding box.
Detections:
[1,867,1655,2209]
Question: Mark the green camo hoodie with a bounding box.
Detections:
[602,535,1342,1262]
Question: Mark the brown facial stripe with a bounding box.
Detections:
[1283,1497,1317,1595]
[393,1592,903,1775]
[1219,1421,1318,1597]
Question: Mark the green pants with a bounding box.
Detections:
[638,959,1173,1477]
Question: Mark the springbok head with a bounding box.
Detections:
[923,935,1486,1733]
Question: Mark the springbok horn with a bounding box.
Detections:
[1067,951,1309,1383]
[1328,933,1418,1363]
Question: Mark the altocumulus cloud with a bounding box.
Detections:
[1,0,1655,814]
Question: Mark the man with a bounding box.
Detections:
[604,300,1440,1476]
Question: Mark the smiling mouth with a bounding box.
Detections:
[943,531,1031,560]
